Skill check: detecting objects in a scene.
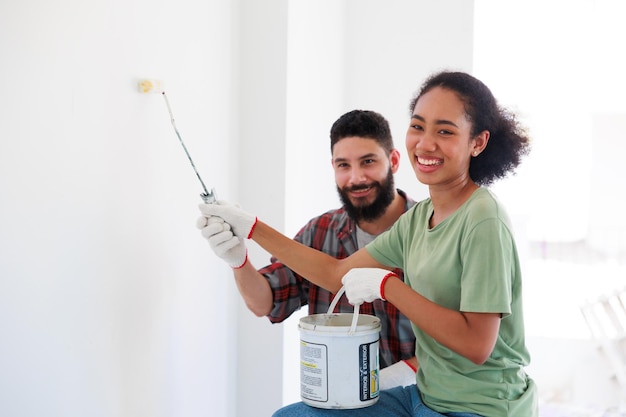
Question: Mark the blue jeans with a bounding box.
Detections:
[272,385,482,417]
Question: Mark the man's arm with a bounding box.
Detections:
[232,260,274,317]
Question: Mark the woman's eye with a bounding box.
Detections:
[411,124,424,131]
[438,129,453,135]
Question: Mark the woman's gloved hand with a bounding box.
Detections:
[196,216,248,269]
[198,200,258,239]
[341,267,398,305]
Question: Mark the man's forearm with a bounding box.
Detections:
[233,260,274,317]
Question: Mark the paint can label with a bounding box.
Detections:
[359,341,379,401]
[300,340,328,402]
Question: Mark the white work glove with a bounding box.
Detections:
[379,360,417,390]
[341,268,398,305]
[198,201,258,240]
[196,216,248,269]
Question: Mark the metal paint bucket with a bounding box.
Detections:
[298,287,381,409]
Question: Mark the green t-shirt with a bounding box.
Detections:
[367,188,537,417]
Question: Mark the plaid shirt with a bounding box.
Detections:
[259,190,416,368]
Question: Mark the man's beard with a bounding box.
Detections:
[337,169,395,222]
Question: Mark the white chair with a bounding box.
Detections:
[580,287,626,393]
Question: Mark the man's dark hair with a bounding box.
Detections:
[330,110,394,154]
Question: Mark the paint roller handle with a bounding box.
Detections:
[200,187,217,204]
[161,92,217,204]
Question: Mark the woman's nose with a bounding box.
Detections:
[414,133,436,153]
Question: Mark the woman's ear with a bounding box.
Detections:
[472,130,490,157]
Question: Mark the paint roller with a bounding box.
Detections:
[138,78,216,204]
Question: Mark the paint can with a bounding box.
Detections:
[298,287,381,409]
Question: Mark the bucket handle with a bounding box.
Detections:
[327,286,360,335]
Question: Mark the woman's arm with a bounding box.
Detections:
[252,220,388,293]
[198,202,391,293]
[383,276,500,364]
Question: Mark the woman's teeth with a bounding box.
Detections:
[418,157,442,166]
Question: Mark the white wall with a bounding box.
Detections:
[234,1,288,416]
[0,0,239,415]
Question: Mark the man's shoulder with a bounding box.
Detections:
[294,206,353,245]
[397,189,417,209]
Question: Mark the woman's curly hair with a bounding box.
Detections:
[409,71,531,186]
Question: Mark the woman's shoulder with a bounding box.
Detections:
[465,188,511,224]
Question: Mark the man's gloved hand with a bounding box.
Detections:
[196,216,248,269]
[198,201,258,239]
[379,360,417,390]
[341,268,398,305]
